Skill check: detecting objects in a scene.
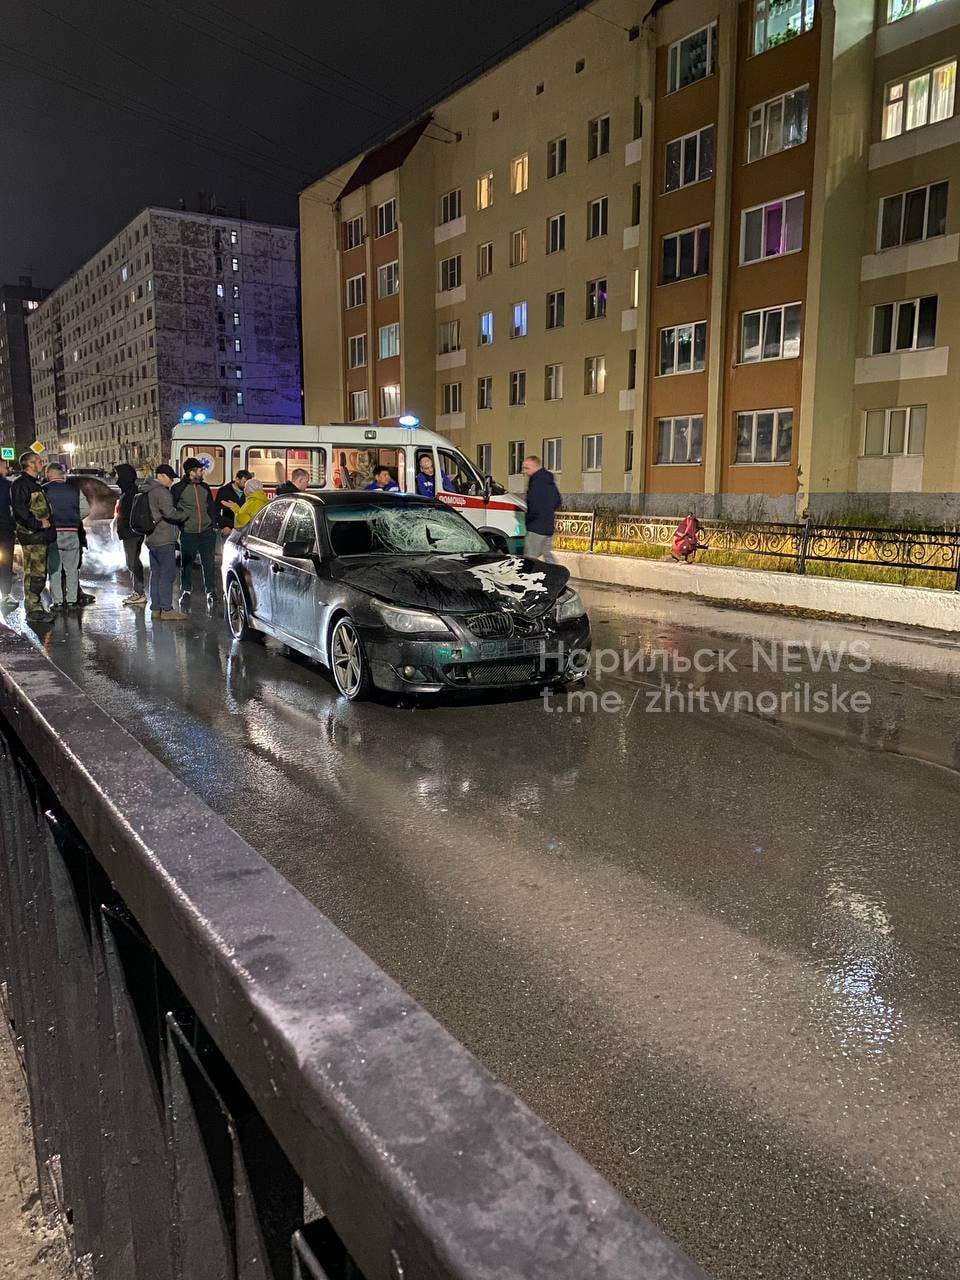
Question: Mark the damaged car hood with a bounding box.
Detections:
[330,554,570,615]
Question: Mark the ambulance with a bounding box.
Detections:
[169,419,527,553]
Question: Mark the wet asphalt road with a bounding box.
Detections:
[6,564,960,1280]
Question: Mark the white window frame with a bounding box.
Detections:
[586,277,607,321]
[376,198,397,237]
[379,384,401,418]
[587,195,609,239]
[439,255,462,292]
[664,125,715,192]
[547,136,567,178]
[544,364,564,402]
[510,301,528,338]
[477,171,494,209]
[441,382,462,414]
[878,181,948,250]
[740,194,805,264]
[477,378,493,411]
[667,22,718,94]
[584,356,606,396]
[345,273,366,309]
[438,319,461,355]
[888,0,946,19]
[378,322,400,360]
[739,303,802,363]
[753,0,815,55]
[343,215,365,250]
[377,261,399,298]
[734,409,794,464]
[546,289,565,330]
[509,371,526,407]
[348,334,367,369]
[862,405,926,456]
[655,416,704,465]
[543,436,562,471]
[588,114,611,160]
[477,442,493,471]
[547,213,566,254]
[658,321,708,376]
[747,86,809,162]
[882,60,957,140]
[508,440,525,473]
[478,311,494,346]
[510,228,528,267]
[511,154,529,194]
[439,188,462,225]
[478,241,494,277]
[661,224,711,282]
[871,295,938,354]
[349,389,369,422]
[582,433,603,471]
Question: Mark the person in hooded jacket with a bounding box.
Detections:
[221,477,268,528]
[114,463,147,606]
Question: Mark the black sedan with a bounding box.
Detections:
[221,492,590,700]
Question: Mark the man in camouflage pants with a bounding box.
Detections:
[11,453,55,623]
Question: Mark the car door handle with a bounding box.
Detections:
[270,563,284,574]
[243,550,258,561]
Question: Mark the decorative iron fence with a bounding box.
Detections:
[0,629,708,1280]
[555,512,960,590]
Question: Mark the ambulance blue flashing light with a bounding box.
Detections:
[398,414,420,428]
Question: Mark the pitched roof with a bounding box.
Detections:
[338,117,432,201]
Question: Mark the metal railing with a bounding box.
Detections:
[0,628,708,1280]
[555,511,960,590]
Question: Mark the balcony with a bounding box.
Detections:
[436,349,466,371]
[854,345,949,383]
[434,216,466,245]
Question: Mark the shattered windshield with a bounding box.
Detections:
[325,504,489,556]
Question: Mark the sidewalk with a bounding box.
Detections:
[0,1026,72,1279]
[555,548,960,634]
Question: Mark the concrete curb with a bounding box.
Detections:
[554,550,960,634]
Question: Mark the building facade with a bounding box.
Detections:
[300,0,960,520]
[29,208,302,470]
[0,278,49,456]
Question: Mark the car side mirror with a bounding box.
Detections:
[480,529,509,553]
[482,473,493,503]
[282,540,315,559]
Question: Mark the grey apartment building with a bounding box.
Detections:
[0,278,49,457]
[29,208,302,470]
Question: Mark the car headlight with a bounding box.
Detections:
[371,599,450,634]
[555,588,586,622]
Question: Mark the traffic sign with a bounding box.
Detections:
[0,448,14,461]
[30,441,44,455]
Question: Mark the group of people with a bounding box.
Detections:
[0,452,96,622]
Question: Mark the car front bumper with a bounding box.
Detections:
[364,616,591,695]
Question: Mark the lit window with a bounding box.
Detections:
[379,322,401,359]
[377,261,400,298]
[441,382,462,414]
[753,0,815,54]
[508,439,525,472]
[668,23,718,93]
[479,311,494,345]
[349,389,369,421]
[587,196,609,238]
[735,410,793,464]
[234,366,242,379]
[478,241,494,277]
[543,436,562,470]
[509,371,526,407]
[659,321,708,375]
[477,171,494,209]
[439,255,462,292]
[586,278,607,320]
[477,378,493,411]
[438,319,461,354]
[882,61,956,139]
[216,283,225,299]
[588,115,610,160]
[236,390,244,406]
[510,228,528,266]
[655,416,704,464]
[544,364,564,401]
[346,274,366,309]
[511,154,529,194]
[439,189,462,224]
[547,136,567,178]
[665,125,715,191]
[233,311,241,327]
[230,229,239,245]
[888,0,945,18]
[376,199,398,237]
[582,433,603,470]
[863,405,926,455]
[547,213,566,254]
[348,334,367,368]
[234,337,242,353]
[546,290,565,330]
[879,181,948,250]
[747,87,809,162]
[379,384,401,418]
[871,295,937,353]
[740,304,801,362]
[510,301,528,337]
[741,195,804,263]
[231,257,239,271]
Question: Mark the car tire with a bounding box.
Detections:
[329,615,372,701]
[226,577,254,641]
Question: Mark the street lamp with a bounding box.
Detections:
[63,442,76,455]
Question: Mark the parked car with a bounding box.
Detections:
[221,492,590,700]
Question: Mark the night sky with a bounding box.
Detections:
[1,0,585,289]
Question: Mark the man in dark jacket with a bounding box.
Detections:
[115,462,146,606]
[43,463,90,610]
[0,459,15,604]
[276,468,310,496]
[215,468,251,536]
[521,455,562,563]
[171,457,218,606]
[11,452,56,622]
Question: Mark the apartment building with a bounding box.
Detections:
[300,0,960,519]
[0,278,49,456]
[30,208,301,470]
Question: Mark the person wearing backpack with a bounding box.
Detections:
[114,463,147,606]
[137,465,187,621]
